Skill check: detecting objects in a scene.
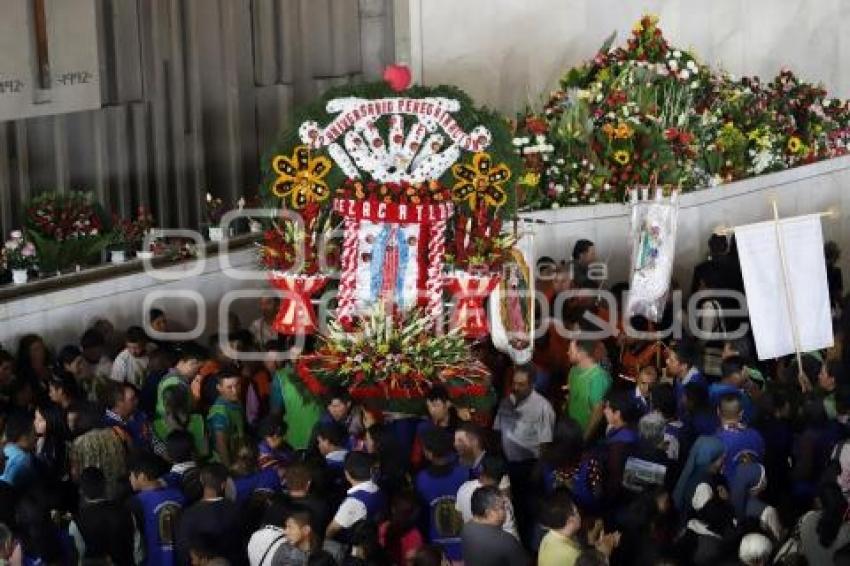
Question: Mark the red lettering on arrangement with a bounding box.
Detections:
[411,101,421,115]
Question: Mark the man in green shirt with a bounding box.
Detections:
[270,365,322,451]
[567,338,612,440]
[207,372,245,466]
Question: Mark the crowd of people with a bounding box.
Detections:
[1,234,850,565]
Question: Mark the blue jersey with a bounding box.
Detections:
[232,468,281,503]
[135,487,185,566]
[415,465,469,561]
[715,425,765,479]
[709,384,755,424]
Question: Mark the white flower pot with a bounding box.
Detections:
[209,226,225,242]
[249,220,263,234]
[11,269,27,285]
[110,250,126,264]
[136,251,154,260]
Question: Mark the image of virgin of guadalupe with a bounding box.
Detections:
[500,248,532,349]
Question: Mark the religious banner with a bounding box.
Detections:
[489,232,535,363]
[735,214,833,360]
[625,189,679,322]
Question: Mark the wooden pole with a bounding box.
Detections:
[771,200,809,391]
[32,0,50,88]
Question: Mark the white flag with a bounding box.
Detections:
[735,214,833,360]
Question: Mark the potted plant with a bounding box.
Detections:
[24,191,111,273]
[2,230,38,284]
[205,193,229,241]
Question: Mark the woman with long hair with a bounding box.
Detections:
[800,482,850,564]
[365,423,409,495]
[16,334,52,399]
[33,403,68,479]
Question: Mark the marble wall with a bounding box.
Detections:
[521,156,850,293]
[0,249,267,354]
[398,0,850,114]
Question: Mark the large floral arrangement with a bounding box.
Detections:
[295,305,494,413]
[25,191,111,272]
[519,15,850,208]
[2,230,37,270]
[110,205,155,251]
[260,81,520,277]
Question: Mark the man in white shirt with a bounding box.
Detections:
[250,296,280,348]
[493,364,555,463]
[326,452,383,541]
[456,455,518,539]
[110,326,152,388]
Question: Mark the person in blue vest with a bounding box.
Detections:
[714,393,765,479]
[650,383,688,464]
[411,385,461,470]
[415,427,469,562]
[103,381,149,449]
[310,386,363,452]
[665,340,705,418]
[708,356,756,424]
[128,451,185,566]
[598,389,641,509]
[230,441,280,503]
[160,430,202,503]
[326,451,385,543]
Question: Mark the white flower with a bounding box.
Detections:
[691,81,699,89]
[589,164,595,171]
[680,70,690,80]
[589,197,597,203]
[687,60,697,71]
[669,59,678,71]
[555,184,565,194]
[91,229,98,236]
[596,94,604,102]
[4,240,17,251]
[512,138,525,147]
[206,192,212,203]
[581,159,588,166]
[824,100,831,108]
[535,134,546,145]
[9,230,22,239]
[604,183,611,190]
[673,50,682,58]
[237,197,245,210]
[569,197,578,203]
[556,158,565,165]
[551,202,561,209]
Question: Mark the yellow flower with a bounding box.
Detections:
[451,152,511,210]
[787,136,803,154]
[520,171,541,187]
[612,150,631,165]
[271,146,333,209]
[614,123,634,139]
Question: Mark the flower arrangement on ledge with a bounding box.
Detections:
[517,14,850,208]
[25,191,111,273]
[2,231,38,283]
[295,304,494,413]
[110,206,156,254]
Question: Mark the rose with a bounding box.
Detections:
[21,243,35,257]
[10,230,22,239]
